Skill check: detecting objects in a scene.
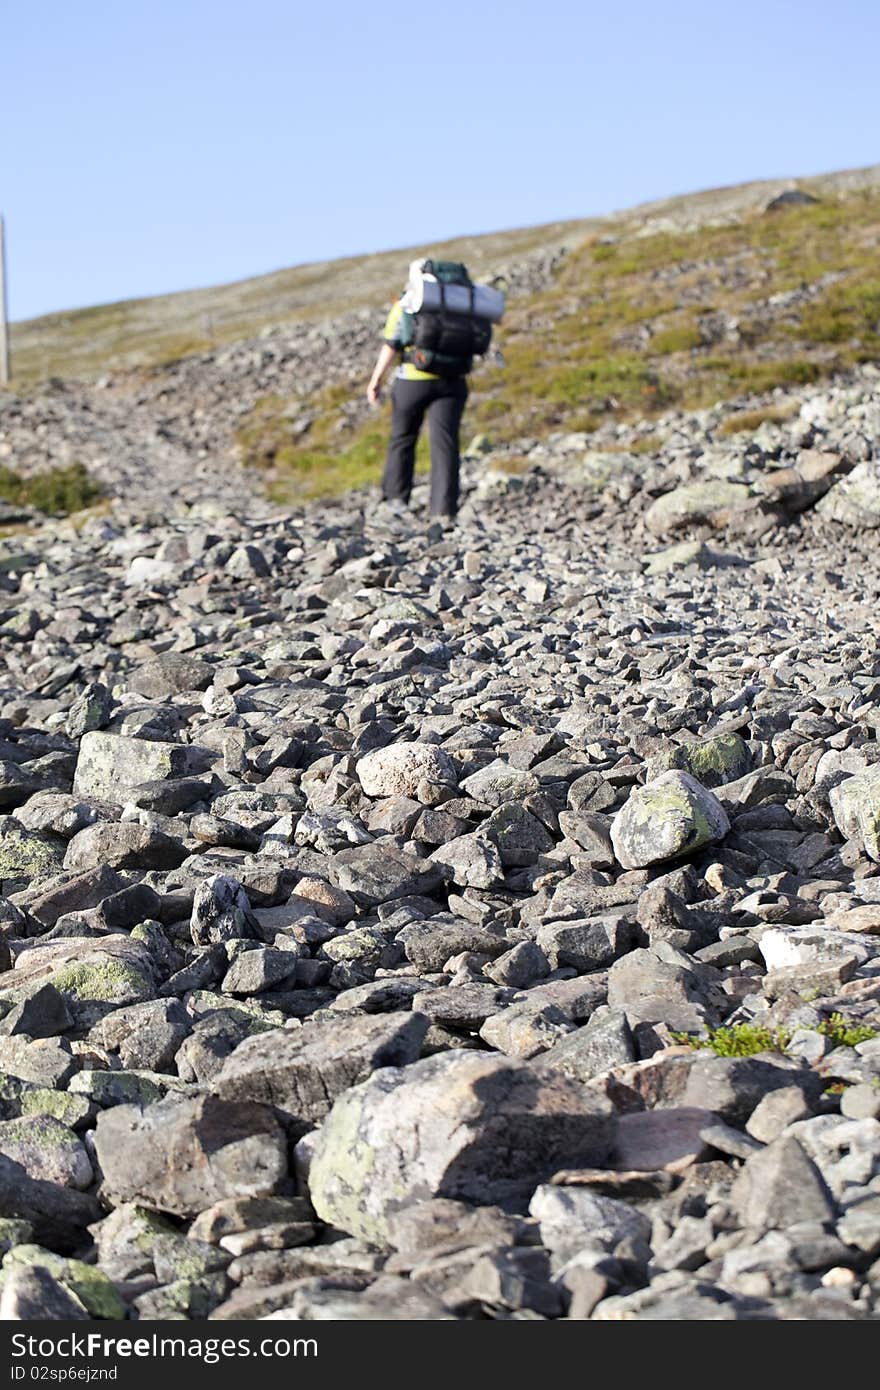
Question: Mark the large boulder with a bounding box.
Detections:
[93,1095,287,1217]
[307,1050,613,1244]
[643,481,754,536]
[610,771,729,869]
[816,459,880,528]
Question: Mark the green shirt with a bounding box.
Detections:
[383,299,440,382]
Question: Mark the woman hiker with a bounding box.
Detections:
[367,259,499,525]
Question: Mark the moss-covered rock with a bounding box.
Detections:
[0,1115,93,1189]
[0,824,65,891]
[646,732,751,788]
[67,1069,166,1108]
[610,770,730,869]
[89,1203,177,1281]
[17,1087,94,1129]
[0,1219,33,1256]
[3,1245,126,1319]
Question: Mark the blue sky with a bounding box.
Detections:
[4,0,879,321]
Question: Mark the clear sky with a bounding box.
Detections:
[4,0,878,322]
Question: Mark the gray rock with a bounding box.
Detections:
[460,760,539,807]
[214,1013,428,1129]
[830,765,880,861]
[332,843,444,906]
[607,943,723,1031]
[73,731,203,801]
[529,1184,651,1264]
[307,1051,613,1243]
[611,771,730,870]
[729,1136,836,1230]
[430,833,504,890]
[356,742,457,803]
[191,874,259,945]
[537,916,633,972]
[94,1094,288,1216]
[126,654,212,698]
[745,1085,814,1143]
[683,1054,823,1126]
[398,916,507,973]
[537,1005,635,1081]
[0,983,72,1038]
[0,1263,88,1319]
[90,998,189,1071]
[0,1115,93,1189]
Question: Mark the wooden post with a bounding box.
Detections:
[0,217,9,386]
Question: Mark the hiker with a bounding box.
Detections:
[367,259,504,522]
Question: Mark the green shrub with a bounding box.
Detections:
[818,1013,878,1048]
[671,1023,791,1057]
[0,462,101,516]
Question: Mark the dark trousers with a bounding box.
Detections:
[382,376,468,517]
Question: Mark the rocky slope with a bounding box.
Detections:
[0,354,879,1320]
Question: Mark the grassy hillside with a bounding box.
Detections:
[6,163,880,510]
[8,220,589,388]
[235,176,880,500]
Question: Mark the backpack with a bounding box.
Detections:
[399,260,496,378]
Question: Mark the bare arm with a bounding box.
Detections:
[367,343,398,404]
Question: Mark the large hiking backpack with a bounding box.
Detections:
[399,259,503,378]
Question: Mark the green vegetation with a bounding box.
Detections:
[671,1023,791,1057]
[717,401,801,436]
[673,1012,878,1059]
[10,175,880,503]
[464,187,880,441]
[818,1013,878,1048]
[0,462,101,516]
[235,385,431,502]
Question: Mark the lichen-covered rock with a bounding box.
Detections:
[73,731,204,801]
[816,459,880,528]
[0,1116,92,1190]
[610,771,730,869]
[644,480,754,535]
[460,760,539,807]
[646,732,751,789]
[94,1094,288,1216]
[3,1244,127,1318]
[0,823,65,891]
[307,1050,613,1244]
[356,742,457,803]
[830,764,880,861]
